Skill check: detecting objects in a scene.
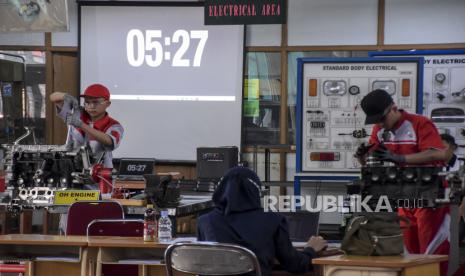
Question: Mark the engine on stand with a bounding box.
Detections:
[347,153,464,210]
[0,129,111,214]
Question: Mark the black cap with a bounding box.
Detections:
[361,89,394,124]
[440,133,457,146]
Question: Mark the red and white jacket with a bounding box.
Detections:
[368,110,444,167]
[59,107,124,168]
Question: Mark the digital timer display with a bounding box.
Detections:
[126,29,208,67]
[118,158,155,176]
[126,164,146,172]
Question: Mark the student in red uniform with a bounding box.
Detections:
[51,84,124,234]
[50,84,124,191]
[355,89,449,276]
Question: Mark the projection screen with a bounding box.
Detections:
[80,4,244,160]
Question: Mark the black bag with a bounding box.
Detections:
[341,213,406,256]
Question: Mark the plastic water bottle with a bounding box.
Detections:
[143,204,156,242]
[158,210,172,242]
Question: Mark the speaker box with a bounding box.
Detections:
[197,146,238,180]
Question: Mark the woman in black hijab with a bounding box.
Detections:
[197,166,326,276]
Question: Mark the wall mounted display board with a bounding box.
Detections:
[296,57,423,177]
[370,50,465,157]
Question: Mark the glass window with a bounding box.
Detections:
[243,52,281,146]
[287,51,368,145]
[0,51,46,144]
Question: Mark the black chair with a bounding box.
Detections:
[165,242,262,276]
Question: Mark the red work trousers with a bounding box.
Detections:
[399,206,450,276]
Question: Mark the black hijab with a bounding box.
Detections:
[206,166,282,250]
[212,166,262,215]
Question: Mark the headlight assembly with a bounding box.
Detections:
[323,80,347,96]
[372,80,396,96]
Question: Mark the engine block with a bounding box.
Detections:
[1,143,95,209]
[357,165,463,208]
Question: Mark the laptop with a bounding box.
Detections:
[279,211,342,250]
[117,158,155,181]
[278,211,320,242]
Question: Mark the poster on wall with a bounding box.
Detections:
[0,0,68,32]
[370,50,465,157]
[296,57,423,176]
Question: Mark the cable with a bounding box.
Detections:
[96,174,114,191]
[312,181,321,208]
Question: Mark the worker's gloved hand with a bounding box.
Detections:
[63,94,79,110]
[373,144,406,163]
[59,94,79,120]
[65,111,83,128]
[354,143,375,159]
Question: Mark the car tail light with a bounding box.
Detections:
[310,152,340,161]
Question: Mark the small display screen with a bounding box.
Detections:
[118,158,155,176]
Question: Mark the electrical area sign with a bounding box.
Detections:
[204,0,286,25]
[370,50,465,157]
[296,58,422,176]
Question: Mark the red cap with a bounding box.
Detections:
[81,84,110,100]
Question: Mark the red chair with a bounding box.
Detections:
[453,262,465,276]
[66,201,124,236]
[0,263,25,274]
[87,219,143,237]
[87,219,144,276]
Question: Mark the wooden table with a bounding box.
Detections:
[88,236,191,276]
[0,234,91,276]
[88,237,343,276]
[312,254,448,276]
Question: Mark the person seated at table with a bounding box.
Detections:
[197,166,327,276]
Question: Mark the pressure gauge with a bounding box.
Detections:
[348,85,360,95]
[435,73,446,84]
[372,80,396,96]
[323,80,347,96]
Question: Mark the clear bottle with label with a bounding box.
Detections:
[158,210,172,242]
[143,204,157,242]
